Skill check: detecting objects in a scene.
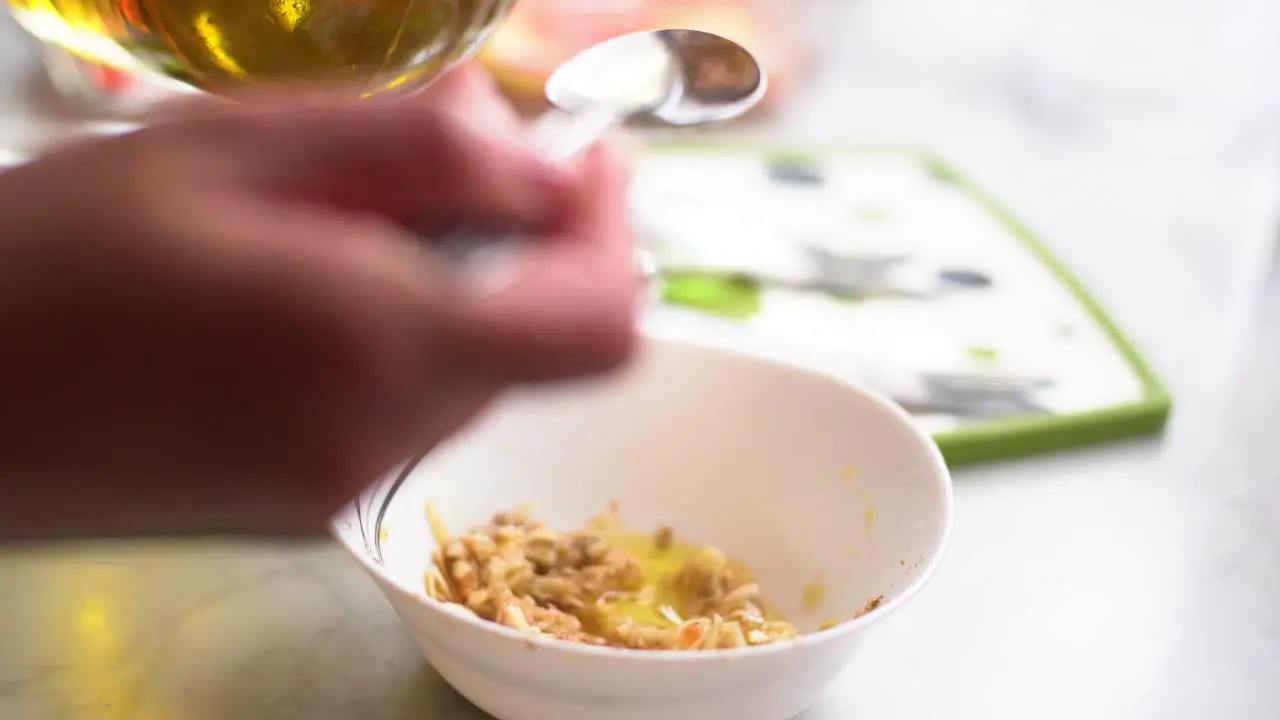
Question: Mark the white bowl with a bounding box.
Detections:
[333,334,953,720]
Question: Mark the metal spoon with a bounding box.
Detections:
[435,29,766,281]
[533,28,766,157]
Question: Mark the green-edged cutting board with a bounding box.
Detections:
[635,142,1171,467]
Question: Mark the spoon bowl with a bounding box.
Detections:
[544,28,766,128]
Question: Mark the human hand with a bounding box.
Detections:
[0,66,639,540]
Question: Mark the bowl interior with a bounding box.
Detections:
[351,338,951,633]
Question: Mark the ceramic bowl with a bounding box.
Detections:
[333,333,952,720]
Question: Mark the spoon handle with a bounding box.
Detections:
[431,105,623,281]
[527,105,622,161]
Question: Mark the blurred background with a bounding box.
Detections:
[3,1,1280,717]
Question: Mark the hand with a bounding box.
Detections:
[0,66,639,540]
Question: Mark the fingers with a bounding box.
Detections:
[146,90,638,477]
[426,64,525,137]
[135,135,636,520]
[204,135,638,411]
[429,135,640,382]
[569,132,640,270]
[145,64,552,232]
[220,99,572,231]
[176,200,468,493]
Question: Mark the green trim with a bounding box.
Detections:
[660,272,763,320]
[643,141,1172,467]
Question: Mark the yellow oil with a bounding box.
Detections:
[801,571,826,612]
[6,0,512,95]
[599,530,785,630]
[603,531,697,627]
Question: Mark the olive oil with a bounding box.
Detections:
[7,0,513,95]
[601,530,785,629]
[602,531,699,627]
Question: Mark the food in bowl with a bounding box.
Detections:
[333,336,953,720]
[423,502,803,650]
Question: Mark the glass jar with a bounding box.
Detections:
[478,0,817,117]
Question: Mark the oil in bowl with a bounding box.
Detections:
[424,503,799,651]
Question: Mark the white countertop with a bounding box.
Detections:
[3,2,1280,719]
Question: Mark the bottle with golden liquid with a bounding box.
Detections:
[6,0,515,96]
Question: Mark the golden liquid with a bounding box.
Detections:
[601,531,787,630]
[6,0,514,95]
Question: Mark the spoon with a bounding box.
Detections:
[436,29,766,282]
[533,28,766,158]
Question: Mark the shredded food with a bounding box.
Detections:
[424,505,802,650]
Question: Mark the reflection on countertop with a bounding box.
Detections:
[0,542,485,719]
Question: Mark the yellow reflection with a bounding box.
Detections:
[22,0,107,32]
[72,594,136,719]
[77,601,108,634]
[270,0,310,32]
[193,11,246,76]
[359,64,427,98]
[42,563,173,720]
[8,0,139,68]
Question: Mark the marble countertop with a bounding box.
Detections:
[4,2,1280,718]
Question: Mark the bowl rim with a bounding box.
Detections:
[331,332,954,662]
